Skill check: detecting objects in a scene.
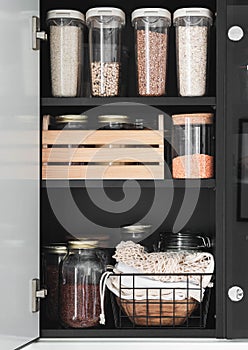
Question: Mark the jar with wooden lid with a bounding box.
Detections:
[59,240,105,328]
[172,113,214,178]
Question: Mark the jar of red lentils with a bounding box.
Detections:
[172,113,214,179]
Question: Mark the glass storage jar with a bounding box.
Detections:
[59,240,105,328]
[172,113,214,179]
[97,115,130,165]
[156,232,211,253]
[52,114,88,130]
[173,8,213,96]
[86,7,125,97]
[120,224,152,243]
[42,244,67,323]
[132,8,171,96]
[47,10,85,97]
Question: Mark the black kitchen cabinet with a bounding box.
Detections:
[0,0,248,349]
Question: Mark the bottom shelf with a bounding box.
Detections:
[41,328,216,338]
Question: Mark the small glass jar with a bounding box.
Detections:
[173,8,213,97]
[120,224,152,243]
[132,8,171,96]
[47,10,85,97]
[59,240,104,328]
[172,113,214,179]
[42,244,67,323]
[86,7,125,97]
[156,232,211,252]
[98,115,130,130]
[52,114,88,130]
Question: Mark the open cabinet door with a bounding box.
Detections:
[0,0,40,349]
[226,1,248,339]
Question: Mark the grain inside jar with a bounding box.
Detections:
[173,8,213,97]
[132,8,171,96]
[86,7,125,97]
[172,113,214,179]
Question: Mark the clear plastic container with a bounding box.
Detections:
[173,8,213,97]
[172,113,214,179]
[41,244,67,323]
[47,10,85,97]
[132,8,171,96]
[59,240,105,328]
[86,8,125,97]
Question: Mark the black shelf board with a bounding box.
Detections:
[42,179,216,189]
[41,328,216,338]
[41,97,216,107]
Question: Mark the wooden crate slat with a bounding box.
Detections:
[42,147,164,163]
[43,130,164,146]
[42,165,164,180]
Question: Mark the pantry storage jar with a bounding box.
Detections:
[42,244,67,323]
[172,113,214,178]
[156,232,211,253]
[173,8,213,97]
[52,114,88,130]
[131,8,171,96]
[120,224,152,243]
[47,10,85,97]
[86,8,125,97]
[59,240,104,328]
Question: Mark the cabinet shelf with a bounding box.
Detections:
[41,328,216,338]
[41,179,216,189]
[41,97,216,107]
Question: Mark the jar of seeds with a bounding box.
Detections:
[47,10,85,97]
[86,7,125,97]
[132,8,171,96]
[173,8,213,97]
[59,240,105,328]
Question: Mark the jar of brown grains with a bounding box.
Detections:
[131,8,171,96]
[59,240,105,328]
[172,113,214,179]
[42,244,67,323]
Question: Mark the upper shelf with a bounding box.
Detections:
[41,97,216,107]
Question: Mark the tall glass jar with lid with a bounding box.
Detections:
[59,240,105,328]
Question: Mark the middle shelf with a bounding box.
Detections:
[41,97,216,107]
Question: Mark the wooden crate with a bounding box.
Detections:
[42,115,164,180]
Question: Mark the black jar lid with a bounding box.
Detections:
[159,232,211,251]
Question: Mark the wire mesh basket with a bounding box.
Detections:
[110,272,213,328]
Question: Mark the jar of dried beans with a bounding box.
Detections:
[172,113,214,179]
[47,10,85,97]
[42,244,67,323]
[131,8,171,97]
[173,8,213,97]
[59,240,105,328]
[86,8,125,97]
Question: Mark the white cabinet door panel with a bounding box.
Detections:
[0,1,39,349]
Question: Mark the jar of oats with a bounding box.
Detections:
[172,113,214,179]
[132,8,171,96]
[173,8,213,97]
[86,8,125,97]
[47,10,85,97]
